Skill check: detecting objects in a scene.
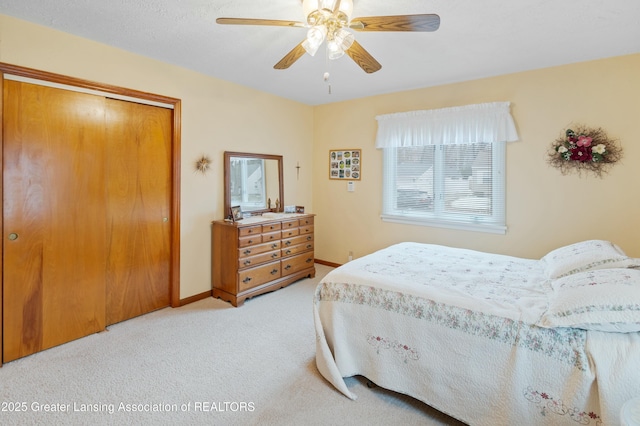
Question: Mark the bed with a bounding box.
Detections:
[313,241,640,425]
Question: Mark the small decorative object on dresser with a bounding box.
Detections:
[230,205,243,222]
[211,213,316,307]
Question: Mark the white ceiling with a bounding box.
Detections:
[1,0,639,105]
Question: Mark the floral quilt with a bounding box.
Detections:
[314,242,640,426]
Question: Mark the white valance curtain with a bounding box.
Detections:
[375,102,519,148]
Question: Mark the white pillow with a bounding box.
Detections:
[538,268,640,332]
[541,240,640,279]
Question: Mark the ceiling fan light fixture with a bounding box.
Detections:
[335,28,354,51]
[326,40,345,60]
[307,25,327,44]
[303,25,326,56]
[302,39,320,56]
[302,0,353,24]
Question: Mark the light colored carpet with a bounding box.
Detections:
[0,264,465,425]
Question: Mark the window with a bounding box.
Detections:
[376,102,518,234]
[382,141,505,233]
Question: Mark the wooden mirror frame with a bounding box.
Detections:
[224,151,284,218]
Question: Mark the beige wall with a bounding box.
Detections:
[0,14,315,299]
[312,54,640,263]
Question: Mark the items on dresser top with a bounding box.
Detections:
[212,213,315,307]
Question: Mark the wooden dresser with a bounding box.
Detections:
[211,213,315,307]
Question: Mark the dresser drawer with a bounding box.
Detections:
[299,224,314,235]
[238,261,281,292]
[262,230,281,242]
[239,234,263,248]
[282,219,299,229]
[239,225,262,237]
[262,223,282,232]
[239,241,281,258]
[281,241,314,258]
[299,216,314,226]
[281,252,315,276]
[282,227,300,238]
[282,233,313,248]
[238,250,281,269]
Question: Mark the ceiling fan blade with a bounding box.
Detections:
[274,42,307,70]
[346,40,382,74]
[216,18,306,28]
[350,14,440,32]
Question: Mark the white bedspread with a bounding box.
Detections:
[314,242,640,425]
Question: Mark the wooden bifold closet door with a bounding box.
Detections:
[2,81,171,362]
[105,98,171,325]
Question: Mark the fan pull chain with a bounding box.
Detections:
[323,72,332,94]
[324,50,332,95]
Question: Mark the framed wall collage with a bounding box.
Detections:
[329,149,361,180]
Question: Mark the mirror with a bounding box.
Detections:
[224,151,284,218]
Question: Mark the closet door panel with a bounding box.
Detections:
[105,99,171,325]
[3,81,107,362]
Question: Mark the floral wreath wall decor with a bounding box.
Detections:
[548,125,622,178]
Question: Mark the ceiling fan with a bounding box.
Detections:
[216,0,440,74]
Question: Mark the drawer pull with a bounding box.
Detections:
[248,229,254,234]
[244,249,252,255]
[244,260,251,266]
[270,269,278,275]
[284,265,292,270]
[248,239,254,244]
[271,253,278,258]
[271,244,278,249]
[306,236,312,241]
[306,258,313,263]
[285,241,292,246]
[306,244,312,249]
[243,277,252,283]
[285,250,291,255]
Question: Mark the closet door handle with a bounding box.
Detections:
[8,233,18,241]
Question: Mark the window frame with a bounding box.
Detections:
[381,141,507,234]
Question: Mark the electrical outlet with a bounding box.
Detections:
[348,251,353,262]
